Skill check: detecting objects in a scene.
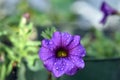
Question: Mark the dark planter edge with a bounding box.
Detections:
[84,57,120,62]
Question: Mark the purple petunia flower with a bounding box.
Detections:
[39,31,86,77]
[100,1,118,24]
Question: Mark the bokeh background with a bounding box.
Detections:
[0,0,120,80]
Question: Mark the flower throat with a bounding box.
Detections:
[56,48,68,58]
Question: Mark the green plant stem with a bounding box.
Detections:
[47,72,59,80]
[48,72,52,80]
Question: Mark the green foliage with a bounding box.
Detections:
[114,31,120,56]
[82,29,120,59]
[0,15,43,80]
[17,63,26,80]
[0,0,75,27]
[49,0,75,23]
[41,27,56,39]
[0,64,6,80]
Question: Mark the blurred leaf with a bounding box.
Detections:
[81,34,91,47]
[0,64,6,80]
[5,47,16,60]
[17,63,26,80]
[27,58,44,71]
[114,31,120,43]
[41,27,56,39]
[6,61,13,75]
[26,41,41,46]
[83,30,118,59]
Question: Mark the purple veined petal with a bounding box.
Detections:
[68,35,81,49]
[41,39,55,51]
[101,1,117,15]
[69,45,86,57]
[43,57,56,71]
[100,1,118,24]
[100,14,108,24]
[52,31,62,47]
[66,66,78,75]
[39,47,55,61]
[61,32,73,47]
[52,58,68,77]
[65,59,78,75]
[70,56,85,69]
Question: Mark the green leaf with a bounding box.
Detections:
[0,64,6,80]
[26,41,41,46]
[17,63,26,80]
[5,47,16,60]
[27,59,44,71]
[6,61,13,75]
[41,27,56,39]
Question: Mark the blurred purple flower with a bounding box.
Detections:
[100,1,118,24]
[39,31,86,77]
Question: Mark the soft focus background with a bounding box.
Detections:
[0,0,120,80]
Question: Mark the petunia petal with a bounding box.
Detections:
[39,47,55,61]
[61,32,73,47]
[100,1,118,24]
[68,35,81,49]
[43,58,55,71]
[52,58,68,77]
[70,56,85,69]
[66,66,78,75]
[65,60,78,75]
[41,39,55,51]
[69,45,86,57]
[52,31,61,47]
[101,1,117,15]
[100,14,108,24]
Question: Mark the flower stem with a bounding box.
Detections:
[48,72,52,80]
[9,61,18,80]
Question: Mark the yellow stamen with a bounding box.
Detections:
[57,50,67,57]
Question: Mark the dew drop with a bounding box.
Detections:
[49,41,53,44]
[61,68,64,71]
[56,67,59,70]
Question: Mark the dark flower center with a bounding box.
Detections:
[56,48,68,58]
